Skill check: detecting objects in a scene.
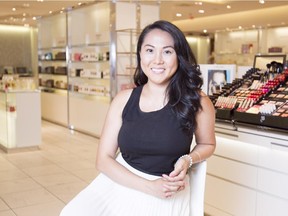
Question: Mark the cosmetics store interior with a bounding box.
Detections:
[0,1,288,216]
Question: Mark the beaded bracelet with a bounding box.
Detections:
[177,154,193,168]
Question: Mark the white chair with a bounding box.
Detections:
[189,160,207,216]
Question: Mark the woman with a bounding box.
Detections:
[60,20,216,216]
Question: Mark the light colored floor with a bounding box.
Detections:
[0,121,100,216]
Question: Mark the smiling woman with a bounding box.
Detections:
[60,20,216,216]
[139,28,178,87]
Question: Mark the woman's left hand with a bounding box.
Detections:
[161,158,189,193]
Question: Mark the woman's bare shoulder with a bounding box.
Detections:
[111,88,134,107]
[199,91,214,109]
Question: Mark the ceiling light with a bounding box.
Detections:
[49,11,53,14]
[198,10,205,14]
[176,13,182,17]
[226,5,231,9]
[32,17,37,20]
[23,13,26,17]
[238,26,242,29]
[12,8,16,12]
[0,25,30,32]
[259,0,265,4]
[203,29,207,33]
[23,3,30,8]
[195,2,203,5]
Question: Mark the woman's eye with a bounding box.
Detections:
[146,48,153,53]
[164,49,173,55]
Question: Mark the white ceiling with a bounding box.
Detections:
[0,0,288,33]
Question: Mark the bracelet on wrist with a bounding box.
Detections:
[177,154,193,168]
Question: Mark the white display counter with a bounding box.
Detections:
[0,90,41,153]
[205,121,288,216]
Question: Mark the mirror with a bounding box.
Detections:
[253,54,286,70]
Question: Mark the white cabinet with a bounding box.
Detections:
[256,193,288,216]
[41,91,67,125]
[204,122,288,216]
[0,91,41,152]
[205,175,257,216]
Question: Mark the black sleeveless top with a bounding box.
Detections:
[118,85,192,176]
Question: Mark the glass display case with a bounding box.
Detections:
[66,2,111,136]
[37,12,68,126]
[38,46,68,94]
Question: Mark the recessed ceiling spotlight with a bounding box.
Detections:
[176,13,182,17]
[203,29,207,33]
[259,0,265,4]
[227,5,231,9]
[23,13,26,17]
[49,11,53,14]
[60,11,64,14]
[198,10,205,14]
[12,8,16,12]
[78,2,82,6]
[252,25,256,28]
[238,26,242,29]
[195,2,203,5]
[32,17,37,20]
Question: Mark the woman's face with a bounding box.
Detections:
[140,29,178,86]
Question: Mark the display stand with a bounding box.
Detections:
[0,90,41,153]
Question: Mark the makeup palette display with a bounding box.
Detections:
[210,61,288,130]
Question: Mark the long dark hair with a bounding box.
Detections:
[134,20,203,137]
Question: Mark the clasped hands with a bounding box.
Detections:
[150,158,189,199]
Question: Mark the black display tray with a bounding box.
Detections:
[215,108,234,120]
[234,111,288,130]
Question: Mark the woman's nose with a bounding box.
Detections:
[154,52,164,64]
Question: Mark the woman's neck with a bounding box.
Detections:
[141,83,169,110]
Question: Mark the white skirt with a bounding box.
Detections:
[60,154,190,216]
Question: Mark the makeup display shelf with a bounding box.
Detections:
[209,59,288,131]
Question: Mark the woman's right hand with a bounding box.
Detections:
[147,177,185,199]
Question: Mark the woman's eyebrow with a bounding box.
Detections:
[143,44,175,49]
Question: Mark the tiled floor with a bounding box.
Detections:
[0,121,100,216]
